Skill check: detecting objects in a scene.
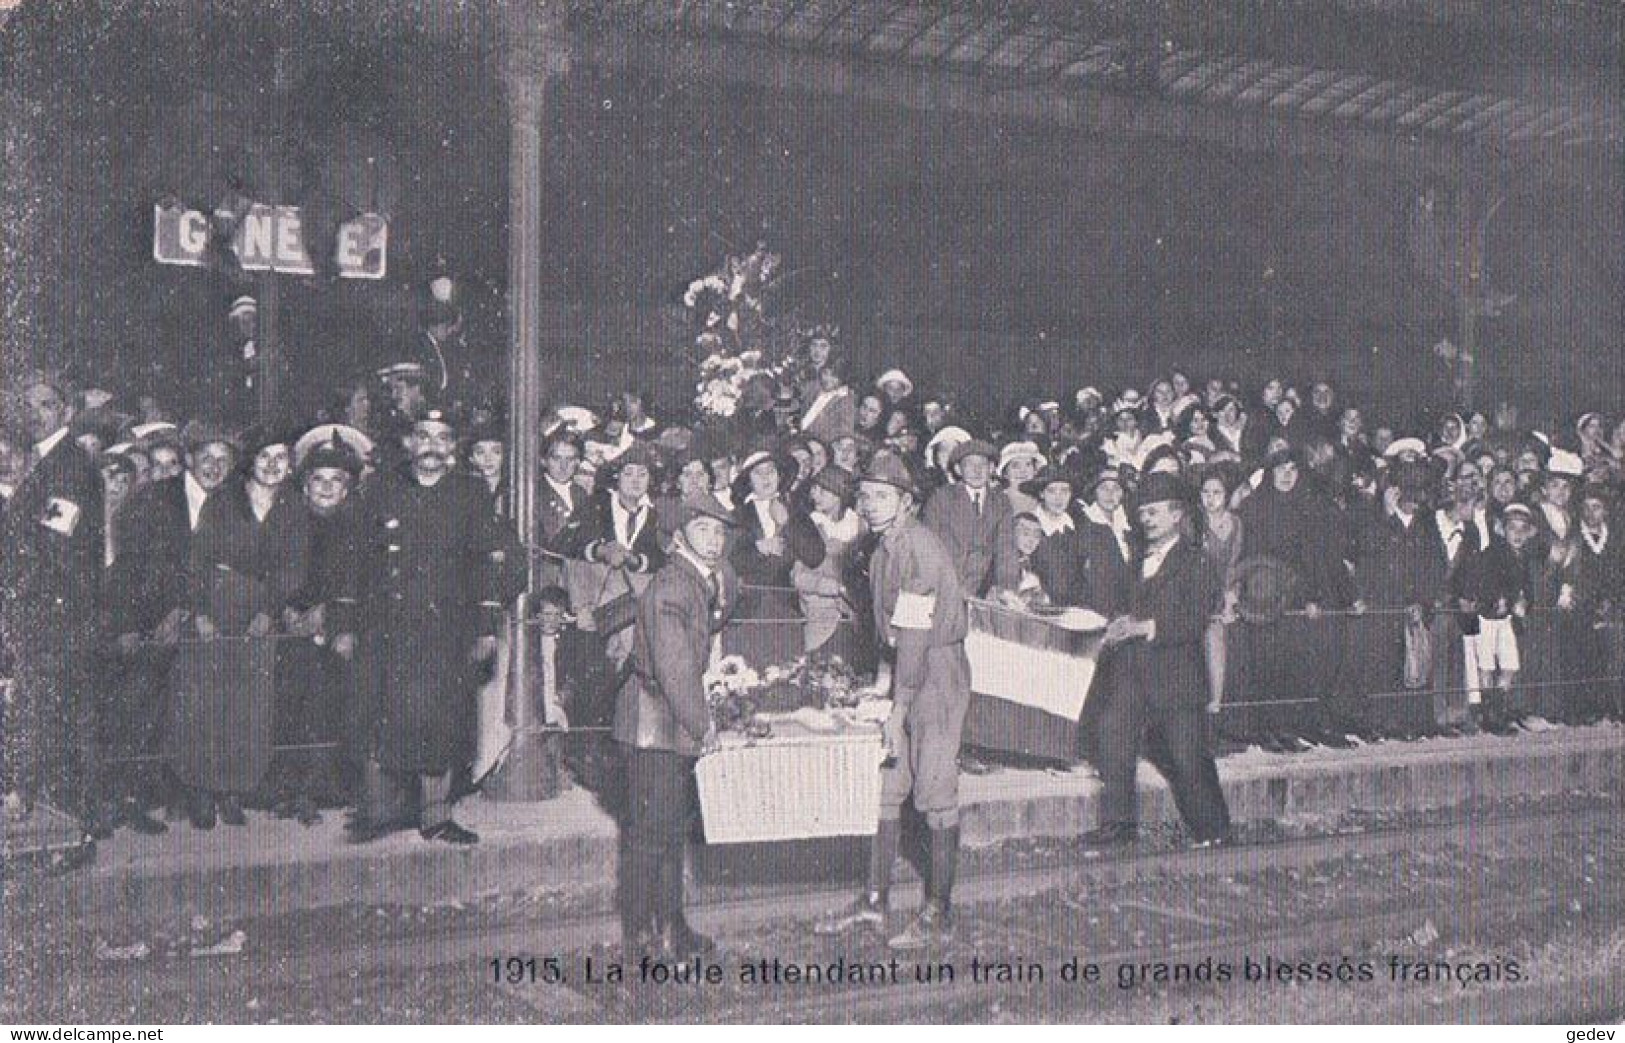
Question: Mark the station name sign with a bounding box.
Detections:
[152,203,388,279]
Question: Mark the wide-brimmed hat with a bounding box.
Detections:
[607,441,662,480]
[672,491,737,529]
[948,438,998,473]
[809,465,855,504]
[1546,448,1584,479]
[859,451,921,499]
[1022,463,1081,498]
[1382,437,1428,460]
[181,419,242,455]
[997,440,1045,475]
[874,369,915,397]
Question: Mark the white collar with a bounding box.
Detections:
[1142,535,1180,578]
[545,474,575,498]
[1036,509,1074,537]
[1082,501,1127,530]
[674,545,715,586]
[34,426,69,459]
[1582,524,1608,551]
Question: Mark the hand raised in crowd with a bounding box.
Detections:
[471,635,498,663]
[194,614,217,640]
[1350,599,1368,616]
[1302,602,1322,620]
[248,612,274,638]
[332,633,357,661]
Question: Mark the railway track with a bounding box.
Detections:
[17,801,1617,1022]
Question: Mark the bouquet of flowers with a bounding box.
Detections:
[704,652,873,735]
[685,244,789,419]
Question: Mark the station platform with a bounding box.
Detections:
[8,722,1623,930]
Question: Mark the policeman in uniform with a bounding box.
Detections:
[349,408,513,845]
[613,491,738,959]
[818,452,970,950]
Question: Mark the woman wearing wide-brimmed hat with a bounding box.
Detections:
[792,466,863,656]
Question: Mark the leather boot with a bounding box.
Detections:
[929,825,959,912]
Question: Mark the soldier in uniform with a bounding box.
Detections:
[348,409,510,845]
[0,374,104,834]
[613,492,738,959]
[817,452,970,951]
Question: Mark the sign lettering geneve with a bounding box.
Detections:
[152,203,387,279]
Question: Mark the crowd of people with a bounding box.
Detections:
[2,342,1624,854]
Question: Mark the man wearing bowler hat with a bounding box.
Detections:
[614,492,739,960]
[817,452,970,951]
[1080,472,1231,853]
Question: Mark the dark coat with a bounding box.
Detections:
[358,468,508,774]
[0,433,103,812]
[1118,538,1220,711]
[729,496,824,588]
[558,491,666,575]
[923,482,1012,596]
[1355,507,1446,610]
[187,483,310,630]
[104,476,193,636]
[1240,482,1354,608]
[0,433,103,639]
[614,554,739,756]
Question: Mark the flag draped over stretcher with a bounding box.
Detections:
[964,599,1105,761]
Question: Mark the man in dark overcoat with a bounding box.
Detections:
[0,374,104,833]
[613,492,738,959]
[1081,473,1231,852]
[350,409,507,845]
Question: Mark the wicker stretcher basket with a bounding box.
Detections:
[695,717,885,844]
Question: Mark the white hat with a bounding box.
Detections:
[1547,448,1584,478]
[737,449,775,477]
[875,369,914,397]
[1112,389,1145,414]
[229,295,258,318]
[294,424,375,468]
[555,406,599,434]
[924,425,971,468]
[998,440,1045,475]
[1074,386,1102,407]
[1382,437,1427,460]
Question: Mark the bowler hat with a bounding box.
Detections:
[1022,463,1081,499]
[1134,472,1190,509]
